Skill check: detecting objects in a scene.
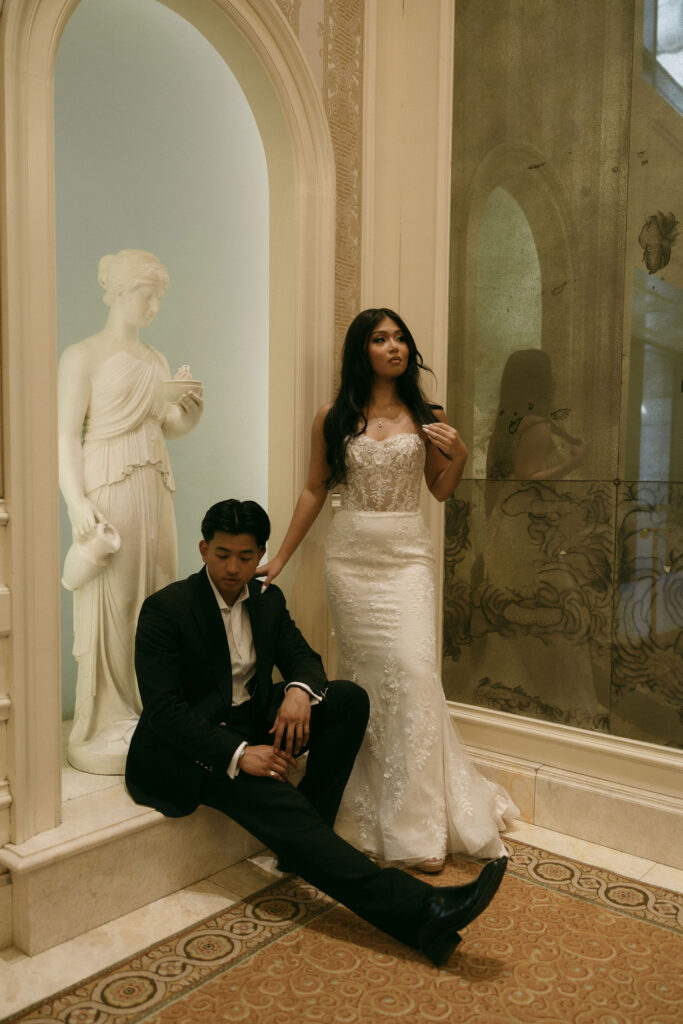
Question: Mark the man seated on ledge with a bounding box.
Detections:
[125,498,507,967]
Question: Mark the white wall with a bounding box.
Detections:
[55,0,269,717]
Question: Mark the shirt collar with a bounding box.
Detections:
[206,572,249,612]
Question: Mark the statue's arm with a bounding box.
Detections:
[58,345,102,540]
[161,390,203,439]
[146,347,203,440]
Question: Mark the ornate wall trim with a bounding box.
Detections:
[454,703,683,800]
[274,0,300,35]
[322,0,363,365]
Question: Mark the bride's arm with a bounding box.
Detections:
[255,404,331,588]
[423,409,468,502]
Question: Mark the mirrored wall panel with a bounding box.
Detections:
[444,0,682,750]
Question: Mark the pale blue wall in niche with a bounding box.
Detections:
[55,0,269,718]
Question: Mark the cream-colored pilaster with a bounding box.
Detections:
[361,0,455,643]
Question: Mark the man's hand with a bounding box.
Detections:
[269,686,311,757]
[238,744,296,781]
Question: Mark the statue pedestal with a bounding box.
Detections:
[67,719,138,776]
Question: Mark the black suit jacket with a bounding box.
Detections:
[125,567,328,817]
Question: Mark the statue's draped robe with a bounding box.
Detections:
[69,348,177,773]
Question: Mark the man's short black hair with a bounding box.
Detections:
[201,499,271,548]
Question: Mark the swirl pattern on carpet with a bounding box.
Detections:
[6,839,682,1024]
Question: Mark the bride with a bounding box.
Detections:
[257,308,518,870]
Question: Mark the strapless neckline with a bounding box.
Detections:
[355,432,423,445]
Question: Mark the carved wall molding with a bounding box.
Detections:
[274,0,300,35]
[453,703,683,800]
[322,0,364,367]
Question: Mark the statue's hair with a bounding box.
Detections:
[98,249,169,306]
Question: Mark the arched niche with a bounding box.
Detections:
[448,143,579,460]
[1,0,335,842]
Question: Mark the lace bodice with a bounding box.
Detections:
[338,433,425,511]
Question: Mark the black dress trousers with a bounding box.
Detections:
[200,679,431,948]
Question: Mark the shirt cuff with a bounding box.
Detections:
[227,740,248,778]
[285,681,323,704]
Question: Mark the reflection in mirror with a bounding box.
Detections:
[443,0,682,750]
[472,187,541,477]
[644,0,683,116]
[625,268,683,481]
[486,349,585,485]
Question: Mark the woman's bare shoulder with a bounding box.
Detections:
[313,402,333,426]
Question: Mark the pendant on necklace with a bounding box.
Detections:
[378,418,383,428]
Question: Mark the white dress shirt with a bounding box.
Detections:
[206,574,320,777]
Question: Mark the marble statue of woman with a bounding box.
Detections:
[58,249,203,774]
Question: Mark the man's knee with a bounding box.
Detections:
[326,679,370,724]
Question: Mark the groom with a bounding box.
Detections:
[125,498,507,966]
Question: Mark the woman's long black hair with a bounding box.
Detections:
[323,308,439,487]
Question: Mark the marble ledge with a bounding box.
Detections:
[0,784,160,874]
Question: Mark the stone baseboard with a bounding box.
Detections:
[469,746,683,871]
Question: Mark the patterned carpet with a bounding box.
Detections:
[7,839,683,1024]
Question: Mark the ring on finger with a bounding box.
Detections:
[269,769,276,777]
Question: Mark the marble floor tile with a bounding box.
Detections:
[0,880,237,1019]
[209,854,284,897]
[504,820,656,882]
[639,862,683,896]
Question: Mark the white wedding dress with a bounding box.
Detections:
[326,432,518,863]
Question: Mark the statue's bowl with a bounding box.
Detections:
[159,379,203,403]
